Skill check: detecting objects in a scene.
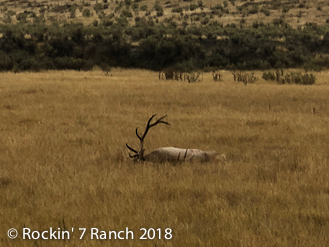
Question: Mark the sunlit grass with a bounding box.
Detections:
[0,69,329,246]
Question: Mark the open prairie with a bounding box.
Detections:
[1,69,329,246]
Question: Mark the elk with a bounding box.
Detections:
[126,115,226,164]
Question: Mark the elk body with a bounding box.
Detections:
[126,115,226,164]
[143,147,226,163]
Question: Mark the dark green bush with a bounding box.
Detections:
[82,9,91,17]
[54,57,93,71]
[156,9,164,16]
[0,51,13,71]
[94,3,103,12]
[190,4,199,11]
[122,10,133,18]
[172,7,183,13]
[261,8,270,16]
[140,5,147,11]
[262,71,276,80]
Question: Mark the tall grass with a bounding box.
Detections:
[1,69,329,246]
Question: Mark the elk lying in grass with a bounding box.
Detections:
[126,115,226,164]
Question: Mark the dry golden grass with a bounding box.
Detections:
[1,69,329,246]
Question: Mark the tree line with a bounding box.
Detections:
[1,21,329,72]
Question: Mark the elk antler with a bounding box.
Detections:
[125,143,139,159]
[126,114,170,161]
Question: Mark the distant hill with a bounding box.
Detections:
[1,0,329,27]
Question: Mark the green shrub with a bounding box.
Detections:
[190,4,199,11]
[172,7,183,13]
[140,5,147,11]
[261,8,270,16]
[212,10,220,15]
[156,9,164,16]
[283,7,290,13]
[0,51,13,71]
[303,62,322,72]
[54,57,93,71]
[272,18,284,26]
[82,9,91,17]
[248,8,258,14]
[122,10,133,17]
[201,17,210,25]
[302,73,316,85]
[17,12,28,21]
[132,3,139,10]
[18,57,41,71]
[211,4,223,10]
[262,71,276,81]
[94,3,103,12]
[103,20,113,26]
[6,10,16,16]
[154,3,162,12]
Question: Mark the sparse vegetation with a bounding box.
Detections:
[261,7,270,16]
[122,9,133,18]
[262,70,276,80]
[94,3,104,12]
[0,0,328,73]
[262,70,316,85]
[140,5,147,11]
[172,6,183,13]
[190,3,199,11]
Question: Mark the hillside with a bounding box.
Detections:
[1,0,329,72]
[1,0,329,28]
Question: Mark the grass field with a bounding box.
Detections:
[1,69,329,246]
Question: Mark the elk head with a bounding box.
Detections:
[126,114,170,162]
